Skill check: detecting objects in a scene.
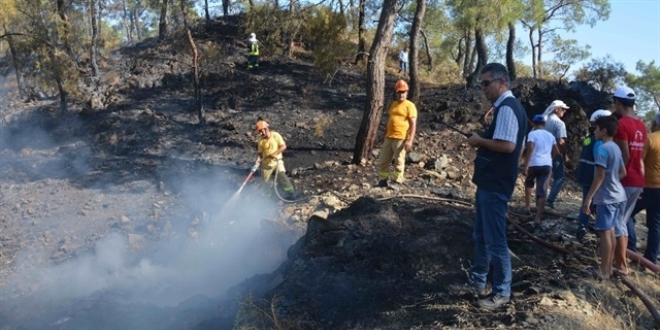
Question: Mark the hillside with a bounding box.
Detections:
[0,15,658,330]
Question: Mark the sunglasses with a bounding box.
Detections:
[480,79,498,88]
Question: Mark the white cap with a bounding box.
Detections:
[589,109,611,122]
[613,86,636,100]
[549,100,569,110]
[250,32,256,38]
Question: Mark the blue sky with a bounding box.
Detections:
[552,0,660,75]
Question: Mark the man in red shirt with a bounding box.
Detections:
[612,86,647,275]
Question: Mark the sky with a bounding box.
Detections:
[553,0,660,75]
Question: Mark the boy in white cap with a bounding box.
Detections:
[542,99,570,208]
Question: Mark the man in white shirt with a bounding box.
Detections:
[523,115,560,223]
[543,100,570,208]
[399,48,409,76]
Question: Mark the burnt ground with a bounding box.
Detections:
[0,15,658,330]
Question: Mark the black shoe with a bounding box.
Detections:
[478,294,510,310]
[377,180,388,188]
[546,203,555,209]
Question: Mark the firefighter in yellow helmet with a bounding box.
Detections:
[254,120,296,198]
[247,33,260,70]
[377,79,418,190]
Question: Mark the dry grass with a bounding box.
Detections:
[234,294,314,330]
[313,114,333,138]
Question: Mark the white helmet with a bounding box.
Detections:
[590,109,612,122]
[250,33,256,38]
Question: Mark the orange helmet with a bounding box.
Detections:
[395,79,409,92]
[255,120,269,131]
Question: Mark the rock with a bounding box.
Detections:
[434,154,449,170]
[323,196,342,209]
[311,208,330,220]
[371,149,380,158]
[348,184,359,191]
[121,215,131,223]
[295,122,308,129]
[425,170,447,180]
[128,233,146,249]
[445,166,460,179]
[407,152,426,163]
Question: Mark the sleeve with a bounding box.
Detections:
[593,140,603,155]
[408,103,418,119]
[527,131,536,144]
[594,145,609,168]
[558,122,567,139]
[274,132,285,146]
[492,106,519,143]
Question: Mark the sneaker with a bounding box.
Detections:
[377,180,388,188]
[478,294,510,310]
[546,203,555,209]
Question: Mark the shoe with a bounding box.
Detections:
[388,183,400,191]
[478,294,510,310]
[377,180,388,188]
[546,203,555,209]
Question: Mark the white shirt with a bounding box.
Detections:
[527,129,556,167]
[399,50,408,63]
[492,91,520,144]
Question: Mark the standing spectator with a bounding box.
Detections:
[612,86,646,275]
[628,112,660,264]
[376,79,417,190]
[582,116,627,280]
[576,109,612,240]
[542,100,570,208]
[522,115,560,224]
[467,63,528,310]
[398,48,409,76]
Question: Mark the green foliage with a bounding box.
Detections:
[627,60,660,110]
[574,55,627,92]
[514,61,533,78]
[543,37,590,80]
[243,4,306,56]
[306,7,352,76]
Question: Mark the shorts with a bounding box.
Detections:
[594,202,626,232]
[524,166,552,199]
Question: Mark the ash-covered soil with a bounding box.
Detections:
[0,15,658,330]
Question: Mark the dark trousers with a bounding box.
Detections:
[629,188,660,264]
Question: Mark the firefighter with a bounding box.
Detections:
[376,79,418,190]
[247,33,259,70]
[254,120,296,198]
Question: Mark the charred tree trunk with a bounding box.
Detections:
[90,0,100,78]
[2,23,24,98]
[121,0,133,44]
[56,0,73,57]
[354,0,366,64]
[204,0,210,28]
[506,22,516,81]
[455,36,465,67]
[158,0,168,41]
[182,0,201,124]
[338,0,344,15]
[529,27,536,78]
[408,0,425,103]
[537,28,543,78]
[352,0,398,164]
[462,30,472,78]
[222,0,230,16]
[468,26,487,86]
[420,29,432,71]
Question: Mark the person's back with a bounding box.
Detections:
[616,115,647,188]
[527,129,555,167]
[593,141,627,205]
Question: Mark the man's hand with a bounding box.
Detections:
[467,133,482,147]
[405,140,413,151]
[522,166,528,176]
